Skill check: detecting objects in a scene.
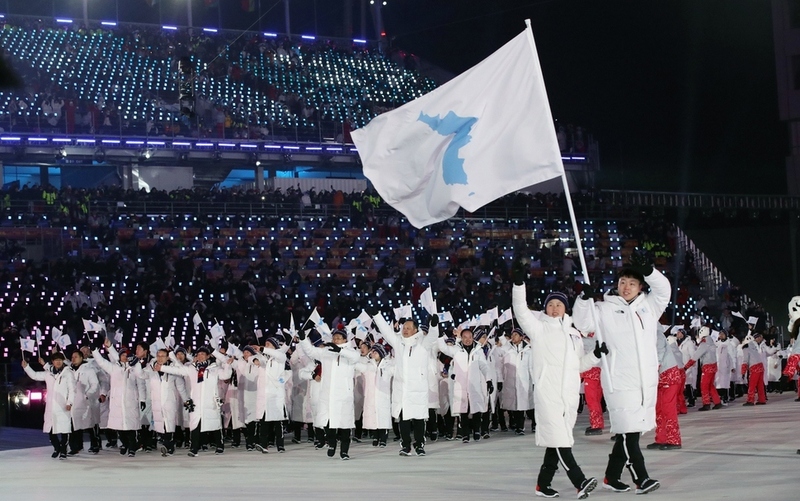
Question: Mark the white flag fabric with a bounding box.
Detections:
[20,338,36,353]
[55,335,71,350]
[210,323,225,342]
[690,316,702,329]
[82,319,105,333]
[747,316,758,325]
[33,327,42,343]
[149,338,167,357]
[165,328,175,349]
[486,306,499,322]
[289,314,296,339]
[731,311,745,320]
[352,25,564,228]
[308,308,332,337]
[192,312,203,330]
[498,308,513,325]
[114,329,124,344]
[478,313,493,326]
[227,343,243,358]
[419,288,436,315]
[51,326,62,342]
[437,311,454,323]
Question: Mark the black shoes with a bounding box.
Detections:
[659,444,681,450]
[535,485,559,498]
[635,478,660,495]
[577,478,598,500]
[585,427,603,435]
[603,478,631,492]
[698,404,711,411]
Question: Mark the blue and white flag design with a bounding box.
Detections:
[352,25,564,228]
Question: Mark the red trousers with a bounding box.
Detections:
[582,368,604,429]
[747,363,766,404]
[783,354,800,379]
[655,367,682,446]
[700,363,721,405]
[677,369,688,414]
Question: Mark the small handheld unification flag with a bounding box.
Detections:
[690,316,702,329]
[289,314,296,339]
[210,323,225,342]
[51,326,62,342]
[393,304,413,322]
[32,327,42,343]
[747,316,759,326]
[419,288,436,315]
[485,306,499,322]
[192,312,203,330]
[149,338,167,357]
[20,338,36,353]
[437,311,454,323]
[227,343,243,358]
[498,308,513,325]
[82,319,105,333]
[114,329,124,344]
[308,308,332,337]
[731,311,746,321]
[478,313,493,326]
[164,328,175,349]
[56,335,71,350]
[254,329,263,340]
[352,23,565,228]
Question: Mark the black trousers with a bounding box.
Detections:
[118,429,137,451]
[398,410,425,449]
[606,432,649,486]
[325,425,351,454]
[538,447,587,489]
[459,412,481,436]
[160,431,175,452]
[480,411,491,434]
[261,419,284,448]
[138,425,154,449]
[190,422,222,454]
[426,409,438,436]
[49,431,69,453]
[104,428,117,445]
[245,421,258,447]
[69,421,100,452]
[509,410,526,431]
[493,407,508,430]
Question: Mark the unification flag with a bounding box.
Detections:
[56,335,71,350]
[498,308,513,325]
[352,23,564,228]
[20,338,36,353]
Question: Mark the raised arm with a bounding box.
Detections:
[159,363,192,377]
[644,269,672,317]
[91,348,115,375]
[512,284,543,339]
[23,364,46,381]
[262,347,287,364]
[437,336,458,358]
[372,313,400,350]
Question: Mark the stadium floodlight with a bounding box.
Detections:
[353,39,367,44]
[264,32,278,37]
[302,35,316,40]
[162,25,178,30]
[203,28,218,33]
[101,21,117,27]
[56,18,72,24]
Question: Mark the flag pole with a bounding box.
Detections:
[524,18,613,392]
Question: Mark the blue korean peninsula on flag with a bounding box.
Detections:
[352,25,565,228]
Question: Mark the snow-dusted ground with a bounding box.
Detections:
[2,393,798,500]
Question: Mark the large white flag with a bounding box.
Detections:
[352,24,564,228]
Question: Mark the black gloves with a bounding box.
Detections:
[140,401,146,412]
[184,399,195,413]
[580,283,595,300]
[283,331,294,345]
[593,341,609,358]
[512,261,526,286]
[297,328,307,341]
[629,252,653,277]
[487,381,494,395]
[450,373,456,380]
[398,317,407,326]
[429,314,439,328]
[497,382,503,392]
[326,342,342,353]
[365,307,379,317]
